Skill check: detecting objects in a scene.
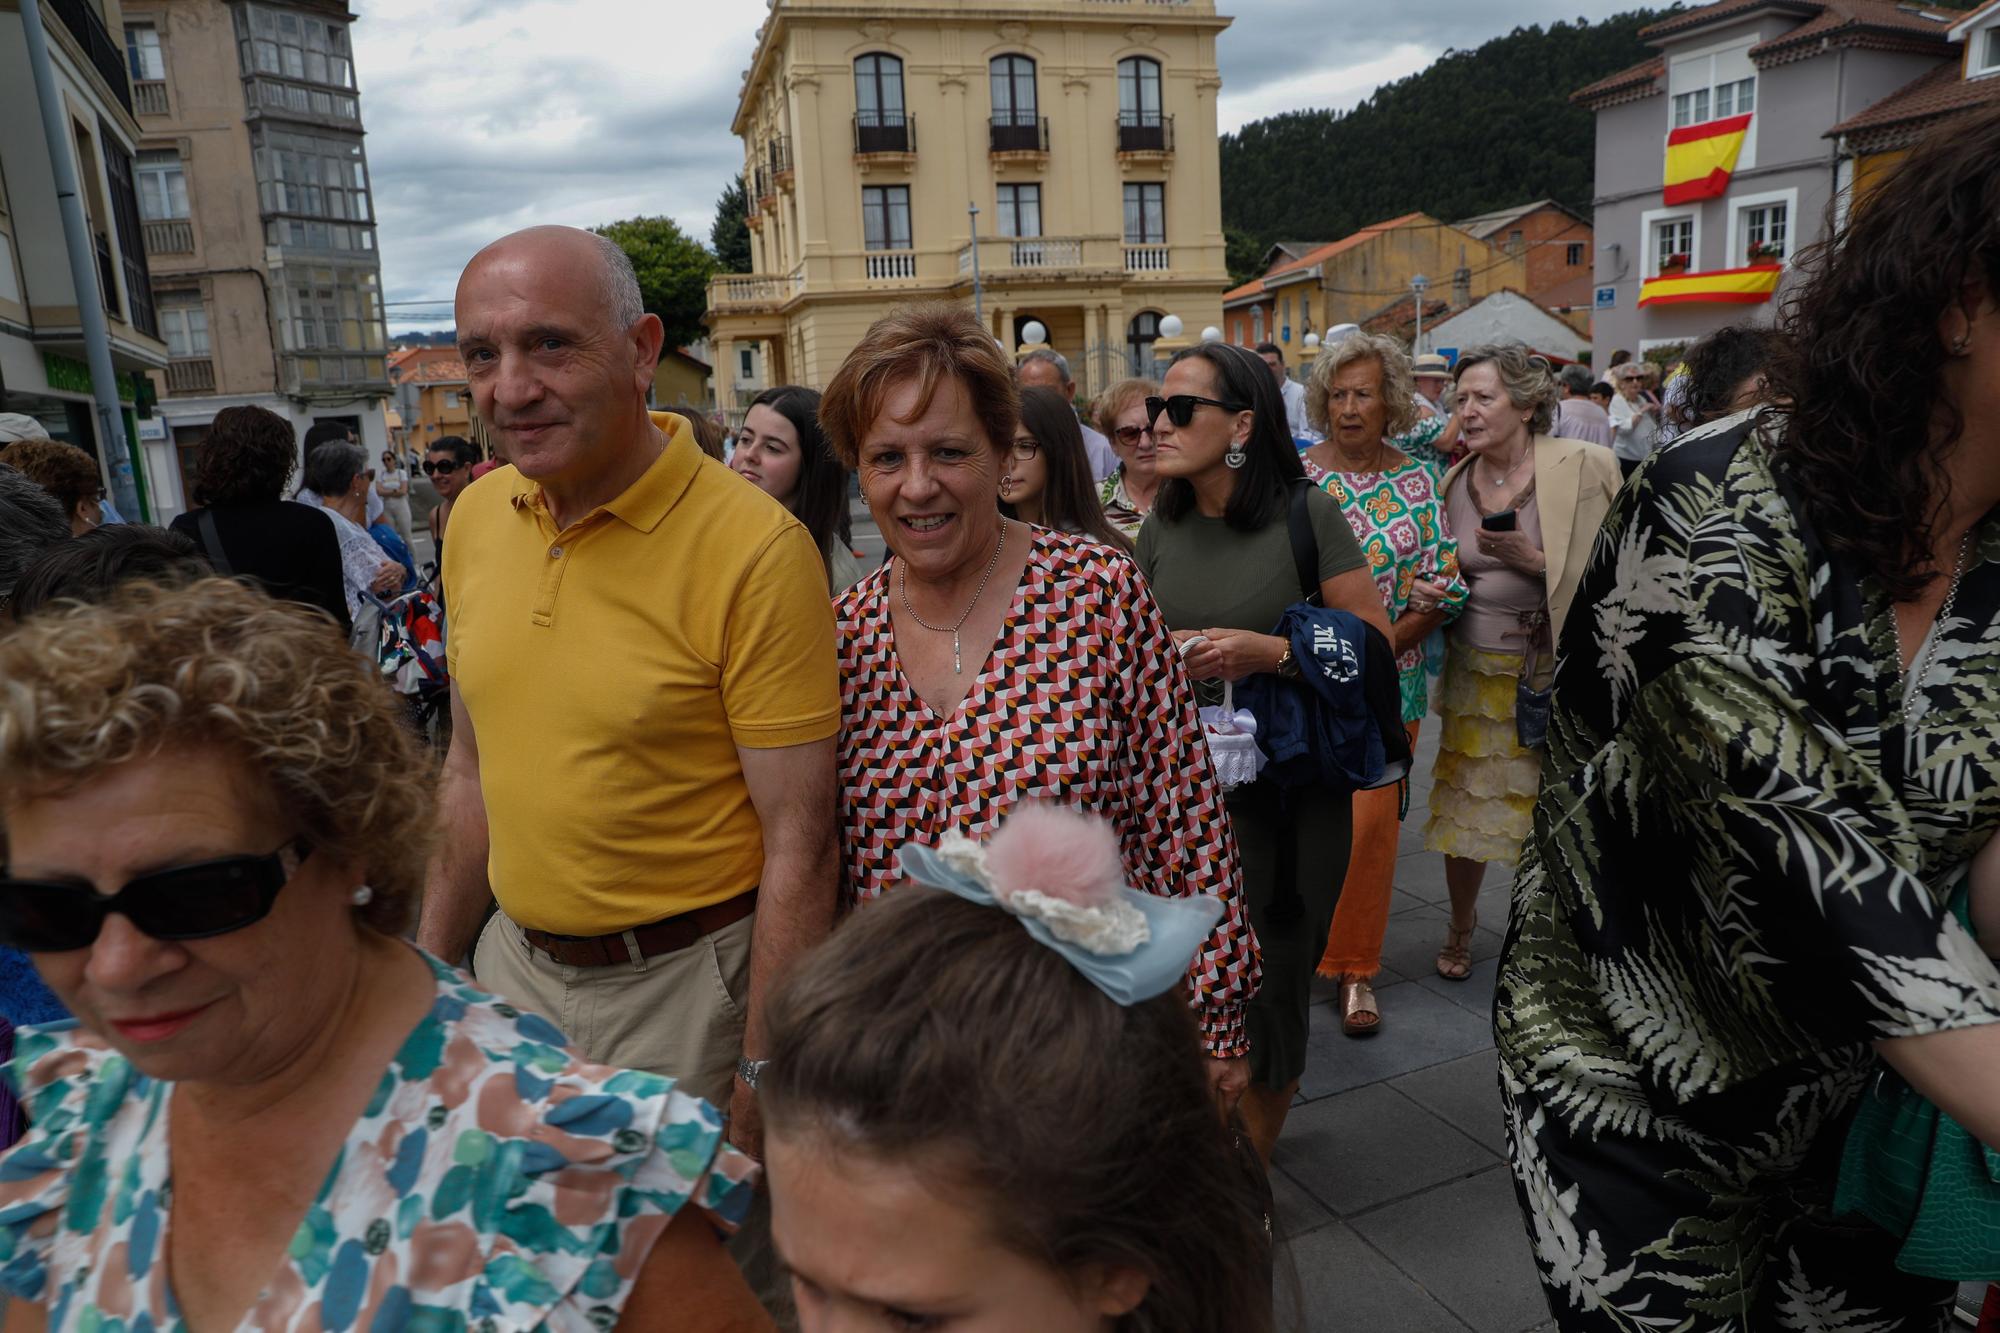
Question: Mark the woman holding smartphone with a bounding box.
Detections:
[1422,344,1619,980]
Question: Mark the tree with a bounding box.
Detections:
[591,216,718,352]
[712,174,753,275]
[1225,227,1266,287]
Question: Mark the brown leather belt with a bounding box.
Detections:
[520,890,757,968]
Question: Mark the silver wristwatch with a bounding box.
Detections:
[736,1057,769,1090]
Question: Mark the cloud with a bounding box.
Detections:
[355,0,1644,331]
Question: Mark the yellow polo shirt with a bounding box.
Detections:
[444,412,840,934]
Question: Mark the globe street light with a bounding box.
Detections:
[1200,325,1222,343]
[1158,313,1184,340]
[1021,319,1047,348]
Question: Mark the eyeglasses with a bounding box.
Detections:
[1009,439,1041,461]
[0,840,310,953]
[1145,395,1250,430]
[422,460,462,476]
[1112,425,1154,446]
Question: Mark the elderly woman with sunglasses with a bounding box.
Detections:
[0,578,769,1329]
[1136,341,1392,1163]
[1092,377,1163,540]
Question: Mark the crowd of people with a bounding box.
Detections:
[0,106,1995,1332]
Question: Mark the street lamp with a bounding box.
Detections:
[968,201,984,325]
[1021,319,1047,347]
[1158,314,1184,340]
[1302,332,1320,352]
[1410,273,1430,353]
[1200,325,1222,343]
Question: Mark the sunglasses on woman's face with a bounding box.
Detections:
[422,460,462,476]
[0,840,310,953]
[1145,395,1250,430]
[1112,424,1154,446]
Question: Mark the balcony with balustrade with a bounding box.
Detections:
[853,112,915,171]
[134,80,170,117]
[955,235,1124,283]
[165,357,216,395]
[49,0,133,114]
[144,219,194,255]
[1124,243,1173,274]
[989,114,1048,159]
[707,270,804,315]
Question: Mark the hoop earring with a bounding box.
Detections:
[1225,444,1247,470]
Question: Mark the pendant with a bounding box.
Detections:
[953,631,963,674]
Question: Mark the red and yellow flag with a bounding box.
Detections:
[1638,262,1783,308]
[1664,113,1752,205]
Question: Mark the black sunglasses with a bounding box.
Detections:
[0,840,310,953]
[1145,395,1250,429]
[422,460,462,476]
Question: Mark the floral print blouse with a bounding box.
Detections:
[0,952,755,1330]
[834,528,1260,1057]
[1305,452,1467,722]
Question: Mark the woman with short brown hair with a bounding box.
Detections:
[0,438,102,535]
[820,302,1258,1110]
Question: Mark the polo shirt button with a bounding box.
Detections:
[549,546,564,559]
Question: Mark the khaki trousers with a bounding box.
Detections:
[472,908,751,1106]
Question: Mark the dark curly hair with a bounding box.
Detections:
[1668,325,1785,434]
[192,405,299,507]
[1768,106,2000,600]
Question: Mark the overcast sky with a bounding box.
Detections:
[352,0,1644,332]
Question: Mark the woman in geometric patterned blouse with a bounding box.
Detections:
[1497,113,2000,1331]
[1299,332,1468,1038]
[817,303,1260,1113]
[0,579,764,1330]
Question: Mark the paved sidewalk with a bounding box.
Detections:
[1272,721,1554,1333]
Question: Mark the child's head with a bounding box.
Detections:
[762,882,1271,1332]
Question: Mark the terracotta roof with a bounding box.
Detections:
[388,345,467,386]
[1749,0,1957,61]
[1829,57,2000,145]
[1223,275,1268,304]
[1573,57,1665,106]
[1641,0,1818,41]
[1949,0,2000,37]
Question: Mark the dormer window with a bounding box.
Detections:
[1974,24,2000,77]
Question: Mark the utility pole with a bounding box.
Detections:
[20,0,145,520]
[968,201,984,326]
[1411,273,1431,355]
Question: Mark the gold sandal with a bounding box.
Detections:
[1435,921,1476,981]
[1340,978,1381,1037]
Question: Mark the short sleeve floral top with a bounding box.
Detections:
[1303,452,1467,722]
[0,952,755,1331]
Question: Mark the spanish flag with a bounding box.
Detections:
[1663,113,1753,205]
[1638,263,1783,308]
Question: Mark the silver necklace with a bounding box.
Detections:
[900,525,1009,674]
[1478,444,1530,493]
[1897,529,1973,727]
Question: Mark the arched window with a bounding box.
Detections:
[991,55,1036,124]
[1117,57,1162,127]
[1127,311,1162,374]
[854,54,908,152]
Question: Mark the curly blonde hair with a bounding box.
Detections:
[0,579,435,934]
[1304,332,1421,439]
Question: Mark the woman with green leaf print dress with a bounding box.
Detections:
[1495,112,2000,1332]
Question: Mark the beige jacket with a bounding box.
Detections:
[1441,433,1621,647]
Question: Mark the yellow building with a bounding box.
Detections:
[705,0,1234,413]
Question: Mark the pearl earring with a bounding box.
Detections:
[351,885,374,907]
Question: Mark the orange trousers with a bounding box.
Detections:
[1316,720,1421,980]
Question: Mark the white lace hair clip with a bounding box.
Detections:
[896,803,1224,1006]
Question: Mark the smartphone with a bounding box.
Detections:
[1481,510,1518,532]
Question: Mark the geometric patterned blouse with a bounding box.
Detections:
[834,527,1261,1058]
[0,952,755,1331]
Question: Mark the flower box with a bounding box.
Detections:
[1746,241,1784,263]
[1658,253,1692,274]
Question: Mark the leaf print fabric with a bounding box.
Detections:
[1495,408,2000,1331]
[0,951,754,1330]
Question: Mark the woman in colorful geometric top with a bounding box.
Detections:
[0,580,764,1331]
[1299,333,1468,1037]
[1496,113,2000,1331]
[818,304,1259,1114]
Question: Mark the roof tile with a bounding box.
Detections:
[1829,57,2000,140]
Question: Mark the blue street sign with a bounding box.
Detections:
[1594,286,1617,310]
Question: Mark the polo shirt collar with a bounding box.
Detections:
[506,411,700,534]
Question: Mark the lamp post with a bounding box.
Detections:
[1151,313,1187,377]
[1200,325,1222,343]
[1018,319,1049,360]
[969,201,984,325]
[1411,273,1430,353]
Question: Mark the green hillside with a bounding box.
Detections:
[1220,10,1672,282]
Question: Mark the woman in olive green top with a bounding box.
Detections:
[1136,341,1392,1163]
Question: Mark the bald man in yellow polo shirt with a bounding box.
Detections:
[419,227,840,1169]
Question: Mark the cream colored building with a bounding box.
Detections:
[122,0,389,518]
[706,0,1234,414]
[1,0,172,516]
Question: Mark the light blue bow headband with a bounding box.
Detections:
[895,827,1224,1007]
